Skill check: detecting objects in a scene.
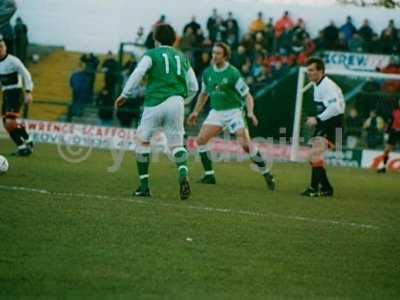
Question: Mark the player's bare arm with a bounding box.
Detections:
[187,91,209,127]
[244,93,258,127]
[114,95,126,108]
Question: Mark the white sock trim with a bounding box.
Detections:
[178,165,188,171]
[139,174,149,179]
[205,170,215,175]
[135,144,151,154]
[135,148,151,155]
[262,169,270,175]
[172,146,187,156]
[198,144,208,153]
[249,145,259,157]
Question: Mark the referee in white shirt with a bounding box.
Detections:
[302,57,345,197]
[0,34,34,156]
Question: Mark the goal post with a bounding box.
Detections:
[290,67,400,161]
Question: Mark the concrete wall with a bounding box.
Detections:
[14,0,400,53]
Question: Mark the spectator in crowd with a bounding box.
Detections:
[101,51,120,100]
[358,19,374,44]
[249,12,266,33]
[80,52,99,104]
[210,16,226,43]
[291,33,305,56]
[292,18,307,41]
[339,16,357,44]
[250,53,264,79]
[224,11,239,37]
[180,26,197,63]
[275,11,294,39]
[264,18,275,53]
[345,107,363,148]
[184,16,201,35]
[134,26,146,45]
[270,56,289,80]
[322,21,339,50]
[180,26,197,50]
[254,32,268,52]
[121,54,137,86]
[348,32,363,52]
[206,8,219,40]
[96,87,114,126]
[381,19,397,42]
[313,30,326,52]
[253,64,272,90]
[336,32,349,51]
[381,57,400,93]
[225,19,239,49]
[240,59,254,87]
[240,32,255,53]
[231,45,248,69]
[380,28,397,54]
[364,33,382,53]
[363,110,385,148]
[68,63,90,122]
[193,50,211,78]
[13,17,28,63]
[276,27,292,55]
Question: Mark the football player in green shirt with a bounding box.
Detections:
[115,24,199,200]
[187,42,275,190]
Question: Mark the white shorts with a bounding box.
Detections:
[204,108,246,134]
[136,96,185,147]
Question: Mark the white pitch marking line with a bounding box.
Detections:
[0,185,379,230]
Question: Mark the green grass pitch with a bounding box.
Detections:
[0,140,399,299]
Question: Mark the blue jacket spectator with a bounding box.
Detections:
[339,16,357,44]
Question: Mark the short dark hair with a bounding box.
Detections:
[306,57,325,73]
[213,42,231,60]
[153,24,176,46]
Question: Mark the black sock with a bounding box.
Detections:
[311,167,320,190]
[319,167,332,190]
[16,126,29,141]
[383,154,389,166]
[9,129,24,146]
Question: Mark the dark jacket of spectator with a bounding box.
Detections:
[358,19,374,43]
[68,66,90,121]
[184,17,201,35]
[339,16,357,43]
[102,52,120,98]
[14,17,28,63]
[225,12,239,37]
[323,21,339,50]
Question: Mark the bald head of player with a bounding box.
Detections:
[306,57,325,83]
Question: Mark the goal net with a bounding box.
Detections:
[290,67,400,161]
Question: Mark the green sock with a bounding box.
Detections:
[136,151,150,189]
[173,147,189,180]
[198,145,214,175]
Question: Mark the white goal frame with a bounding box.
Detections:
[290,67,400,161]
